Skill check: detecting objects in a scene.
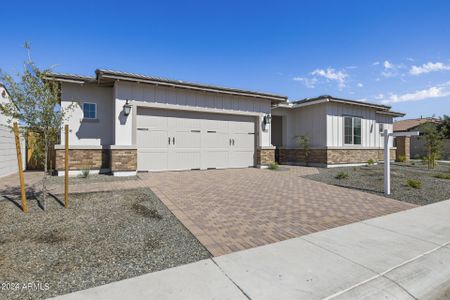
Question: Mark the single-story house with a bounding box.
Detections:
[47,70,404,176]
[394,117,450,160]
[0,83,26,178]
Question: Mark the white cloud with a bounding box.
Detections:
[293,76,317,88]
[379,86,450,104]
[357,82,364,87]
[372,61,380,66]
[409,62,450,75]
[381,60,404,78]
[311,68,348,89]
[384,60,394,69]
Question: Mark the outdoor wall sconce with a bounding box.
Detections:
[263,114,272,125]
[123,99,132,116]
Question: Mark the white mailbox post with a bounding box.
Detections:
[381,129,419,195]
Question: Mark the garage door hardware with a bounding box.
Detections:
[191,130,201,132]
[168,137,176,145]
[229,138,235,146]
[137,128,149,131]
[207,130,216,133]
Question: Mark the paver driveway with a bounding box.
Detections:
[139,166,416,256]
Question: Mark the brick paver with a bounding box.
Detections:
[139,166,416,256]
[1,167,416,257]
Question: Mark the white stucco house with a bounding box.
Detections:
[47,70,404,176]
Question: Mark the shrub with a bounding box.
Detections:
[434,173,450,180]
[367,159,375,166]
[268,162,279,170]
[406,179,422,189]
[335,172,349,179]
[396,155,406,163]
[80,168,90,178]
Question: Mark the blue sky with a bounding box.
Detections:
[1,0,449,119]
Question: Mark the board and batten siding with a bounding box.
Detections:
[115,81,272,147]
[116,81,271,114]
[326,103,393,148]
[272,103,327,148]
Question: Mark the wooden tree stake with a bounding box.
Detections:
[64,125,69,208]
[13,122,27,213]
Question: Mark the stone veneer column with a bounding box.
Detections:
[395,136,410,161]
[256,146,276,167]
[110,146,137,176]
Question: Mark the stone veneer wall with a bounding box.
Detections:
[279,148,396,165]
[278,149,327,165]
[256,148,275,165]
[55,149,110,171]
[111,149,137,172]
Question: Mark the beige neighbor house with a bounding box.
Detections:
[48,70,404,176]
[394,117,450,160]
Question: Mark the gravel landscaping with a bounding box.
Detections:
[0,188,210,300]
[305,162,450,205]
[45,174,139,185]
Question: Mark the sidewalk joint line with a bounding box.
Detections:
[361,221,442,247]
[320,241,450,299]
[210,258,251,300]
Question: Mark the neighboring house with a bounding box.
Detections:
[272,96,404,166]
[48,70,404,176]
[0,83,25,178]
[394,117,450,160]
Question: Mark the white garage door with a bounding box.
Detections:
[0,124,20,177]
[136,108,255,171]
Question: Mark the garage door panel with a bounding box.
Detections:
[170,151,201,170]
[205,151,229,169]
[138,152,168,171]
[230,150,254,168]
[174,131,201,149]
[137,130,169,149]
[137,108,256,171]
[205,132,229,148]
[232,133,255,150]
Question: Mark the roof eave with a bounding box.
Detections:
[96,70,287,102]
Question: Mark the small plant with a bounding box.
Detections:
[268,162,279,170]
[434,173,450,180]
[80,168,90,178]
[396,155,406,163]
[367,159,375,166]
[295,135,310,166]
[406,179,422,189]
[335,171,349,179]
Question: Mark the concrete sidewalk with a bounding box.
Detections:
[53,200,450,300]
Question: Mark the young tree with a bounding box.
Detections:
[0,45,73,209]
[296,135,310,166]
[419,122,447,169]
[438,115,450,138]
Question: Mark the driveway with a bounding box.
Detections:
[139,166,415,256]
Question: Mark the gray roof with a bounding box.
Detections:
[293,95,391,110]
[47,69,287,102]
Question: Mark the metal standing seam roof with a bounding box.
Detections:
[46,70,288,102]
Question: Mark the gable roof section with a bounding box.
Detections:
[293,95,391,110]
[46,70,287,103]
[275,95,405,117]
[394,117,441,131]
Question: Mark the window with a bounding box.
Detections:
[83,103,97,119]
[344,116,362,145]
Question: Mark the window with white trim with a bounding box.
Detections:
[83,103,97,119]
[344,116,362,145]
